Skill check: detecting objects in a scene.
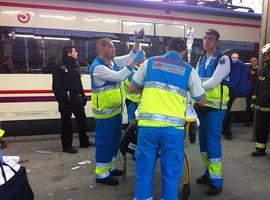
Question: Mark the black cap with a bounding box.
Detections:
[167,37,187,53]
[205,29,220,40]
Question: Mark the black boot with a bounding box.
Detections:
[206,184,222,196]
[63,147,78,153]
[110,169,124,176]
[196,175,209,184]
[96,176,119,185]
[251,148,266,157]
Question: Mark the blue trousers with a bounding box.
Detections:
[0,148,3,164]
[198,109,225,188]
[134,127,185,200]
[126,100,138,122]
[95,113,122,177]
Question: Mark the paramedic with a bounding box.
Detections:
[90,35,145,185]
[130,37,205,200]
[195,29,230,196]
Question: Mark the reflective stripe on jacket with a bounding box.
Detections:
[90,56,122,119]
[198,51,229,110]
[139,51,192,127]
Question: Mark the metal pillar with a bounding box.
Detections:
[259,0,270,66]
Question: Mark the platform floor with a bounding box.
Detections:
[2,124,270,200]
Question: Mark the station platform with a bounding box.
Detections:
[2,124,270,200]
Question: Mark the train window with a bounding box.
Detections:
[0,26,259,74]
[0,27,123,74]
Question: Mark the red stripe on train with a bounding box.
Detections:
[0,96,91,103]
[0,90,92,94]
[0,2,261,28]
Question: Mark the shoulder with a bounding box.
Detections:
[90,64,108,74]
[189,67,199,78]
[53,63,67,73]
[218,55,230,65]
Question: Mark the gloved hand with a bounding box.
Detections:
[133,50,145,64]
[135,28,145,43]
[251,95,257,111]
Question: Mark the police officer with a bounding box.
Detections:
[131,37,205,200]
[251,43,270,157]
[90,36,145,185]
[196,29,230,196]
[52,46,92,154]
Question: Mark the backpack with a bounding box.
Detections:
[120,120,138,157]
[120,120,138,180]
[198,55,251,97]
[223,58,251,97]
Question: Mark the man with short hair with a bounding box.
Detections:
[131,37,205,200]
[52,46,92,154]
[90,35,145,185]
[244,56,258,126]
[196,29,230,196]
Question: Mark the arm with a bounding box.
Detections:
[52,67,66,103]
[113,29,142,68]
[130,60,148,93]
[93,50,145,83]
[78,73,87,106]
[250,69,261,109]
[189,68,206,106]
[202,55,230,90]
[93,64,133,82]
[113,50,137,69]
[253,69,260,97]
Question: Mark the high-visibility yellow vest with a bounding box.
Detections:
[204,85,229,110]
[198,51,229,110]
[122,76,141,103]
[90,57,122,119]
[139,51,192,128]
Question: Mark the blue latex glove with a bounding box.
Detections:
[135,28,145,43]
[133,50,145,64]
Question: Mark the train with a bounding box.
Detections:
[0,0,261,135]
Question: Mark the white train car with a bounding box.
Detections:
[0,0,261,135]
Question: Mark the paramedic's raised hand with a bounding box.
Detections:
[133,28,145,52]
[129,50,145,67]
[134,50,145,63]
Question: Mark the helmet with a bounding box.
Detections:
[261,42,270,54]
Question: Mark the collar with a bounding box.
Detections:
[165,51,182,60]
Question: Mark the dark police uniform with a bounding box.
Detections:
[251,60,270,156]
[52,55,90,151]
